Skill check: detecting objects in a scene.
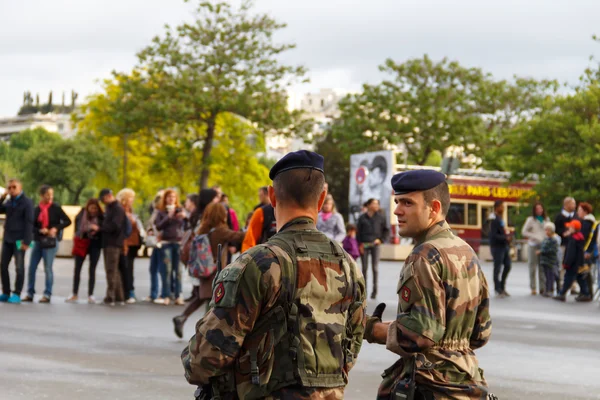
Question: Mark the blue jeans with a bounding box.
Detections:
[27,241,59,297]
[160,243,181,299]
[149,248,161,300]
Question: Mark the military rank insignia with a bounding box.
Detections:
[214,282,225,303]
[401,286,411,302]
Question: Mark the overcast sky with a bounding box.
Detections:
[1,0,599,116]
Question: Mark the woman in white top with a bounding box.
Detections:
[522,202,550,295]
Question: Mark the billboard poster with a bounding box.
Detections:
[348,150,395,224]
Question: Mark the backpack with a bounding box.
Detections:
[124,215,133,239]
[188,228,217,279]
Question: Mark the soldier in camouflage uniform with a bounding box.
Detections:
[182,150,367,400]
[364,170,492,400]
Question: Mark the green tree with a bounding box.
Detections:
[332,55,490,165]
[21,137,118,204]
[122,0,307,188]
[315,130,351,218]
[504,82,600,212]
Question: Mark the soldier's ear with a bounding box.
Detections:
[268,186,277,208]
[430,199,442,217]
[317,188,327,210]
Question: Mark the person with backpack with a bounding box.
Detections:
[155,189,186,305]
[241,203,276,251]
[172,202,245,338]
[95,188,127,306]
[181,150,366,399]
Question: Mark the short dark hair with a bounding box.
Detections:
[39,184,52,196]
[186,193,199,205]
[365,198,379,207]
[259,186,268,195]
[494,200,504,209]
[346,223,357,233]
[422,181,450,216]
[273,169,324,209]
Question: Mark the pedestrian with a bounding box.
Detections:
[522,202,549,295]
[155,189,186,305]
[144,191,166,304]
[24,185,71,303]
[342,223,360,260]
[357,198,390,299]
[364,169,491,399]
[553,220,592,302]
[96,188,127,306]
[0,178,34,304]
[220,194,239,231]
[66,198,104,304]
[172,202,245,338]
[554,196,576,292]
[576,202,597,296]
[117,188,145,304]
[182,189,219,303]
[254,186,269,210]
[538,222,560,297]
[241,202,276,251]
[317,194,346,243]
[490,200,511,298]
[183,193,199,232]
[181,150,366,399]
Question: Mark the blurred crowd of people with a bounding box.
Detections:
[0,178,393,337]
[490,197,599,303]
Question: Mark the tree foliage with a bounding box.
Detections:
[503,82,600,212]
[21,137,117,204]
[110,0,307,188]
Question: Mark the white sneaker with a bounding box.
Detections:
[153,298,165,304]
[175,296,185,306]
[88,296,96,304]
[119,301,125,306]
[126,297,136,304]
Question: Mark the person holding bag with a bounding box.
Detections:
[172,202,245,338]
[66,199,104,304]
[23,185,71,303]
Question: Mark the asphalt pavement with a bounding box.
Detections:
[1,255,599,400]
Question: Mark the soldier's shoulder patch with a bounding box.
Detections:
[214,282,225,303]
[400,285,411,302]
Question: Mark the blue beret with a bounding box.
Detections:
[391,170,446,195]
[269,150,325,180]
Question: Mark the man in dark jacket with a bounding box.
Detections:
[490,200,511,298]
[95,188,126,306]
[553,220,591,302]
[0,179,34,304]
[357,198,390,299]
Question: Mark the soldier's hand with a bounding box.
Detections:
[372,302,386,320]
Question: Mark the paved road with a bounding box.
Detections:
[1,255,599,400]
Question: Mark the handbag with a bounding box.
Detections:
[39,235,57,249]
[72,236,91,258]
[145,234,158,248]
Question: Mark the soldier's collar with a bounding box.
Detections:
[415,220,451,245]
[279,217,316,232]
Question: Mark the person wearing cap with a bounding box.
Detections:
[94,188,127,306]
[182,150,366,399]
[553,219,592,302]
[364,169,491,399]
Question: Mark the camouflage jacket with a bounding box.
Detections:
[182,217,367,400]
[383,221,491,400]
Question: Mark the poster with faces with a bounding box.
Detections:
[348,150,394,223]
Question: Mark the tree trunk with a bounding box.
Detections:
[122,132,128,188]
[74,186,84,204]
[199,117,217,189]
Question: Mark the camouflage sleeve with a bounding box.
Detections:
[387,250,444,357]
[470,267,492,350]
[345,256,367,373]
[181,247,281,385]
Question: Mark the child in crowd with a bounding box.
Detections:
[538,222,559,297]
[342,223,360,260]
